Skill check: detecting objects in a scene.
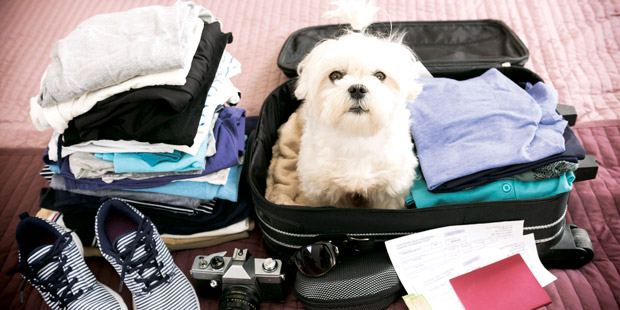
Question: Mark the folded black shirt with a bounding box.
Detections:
[63,22,233,146]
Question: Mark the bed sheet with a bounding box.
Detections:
[1,0,619,149]
[0,1,619,309]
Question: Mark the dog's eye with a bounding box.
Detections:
[329,71,343,81]
[374,71,386,81]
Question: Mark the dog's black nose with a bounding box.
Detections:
[348,84,368,100]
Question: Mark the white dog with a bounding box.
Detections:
[295,0,429,209]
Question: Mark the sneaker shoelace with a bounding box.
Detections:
[7,231,85,309]
[114,217,171,294]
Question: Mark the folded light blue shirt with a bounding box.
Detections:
[95,133,209,173]
[408,68,568,191]
[406,168,575,208]
[129,164,242,202]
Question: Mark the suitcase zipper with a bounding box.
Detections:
[257,204,567,249]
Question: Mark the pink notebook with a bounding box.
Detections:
[449,254,552,310]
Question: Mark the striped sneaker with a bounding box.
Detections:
[7,213,127,310]
[95,198,200,310]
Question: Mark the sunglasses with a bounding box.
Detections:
[293,241,340,277]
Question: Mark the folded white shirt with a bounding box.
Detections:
[46,52,242,161]
[37,1,216,107]
[30,17,204,133]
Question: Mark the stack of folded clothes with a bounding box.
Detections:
[406,68,586,208]
[29,2,252,255]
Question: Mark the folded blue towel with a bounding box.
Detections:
[408,69,568,191]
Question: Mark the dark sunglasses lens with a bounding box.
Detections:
[294,243,337,277]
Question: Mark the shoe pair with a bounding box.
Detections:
[8,198,200,310]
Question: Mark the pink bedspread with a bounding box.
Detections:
[1,0,619,149]
[0,1,619,309]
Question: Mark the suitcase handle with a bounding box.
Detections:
[557,104,577,126]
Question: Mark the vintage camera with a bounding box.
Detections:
[190,248,286,309]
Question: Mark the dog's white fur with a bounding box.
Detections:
[294,0,424,209]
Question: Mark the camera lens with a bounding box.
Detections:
[219,285,260,310]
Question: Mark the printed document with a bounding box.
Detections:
[386,221,556,310]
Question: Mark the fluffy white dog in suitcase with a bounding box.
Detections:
[295,0,429,209]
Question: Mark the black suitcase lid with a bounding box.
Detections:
[277,19,529,77]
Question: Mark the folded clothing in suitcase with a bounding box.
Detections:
[248,19,597,309]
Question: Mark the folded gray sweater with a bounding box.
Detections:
[37,1,216,107]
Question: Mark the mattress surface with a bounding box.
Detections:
[0,1,619,309]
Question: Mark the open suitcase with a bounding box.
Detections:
[247,19,598,283]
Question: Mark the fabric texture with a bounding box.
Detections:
[62,21,233,146]
[132,164,243,202]
[68,152,203,182]
[29,19,203,133]
[44,106,245,191]
[44,51,242,159]
[3,0,619,150]
[511,161,578,182]
[8,214,126,310]
[408,169,575,208]
[409,69,568,191]
[95,199,199,310]
[47,175,212,211]
[95,135,209,174]
[39,187,252,238]
[35,209,252,255]
[37,1,215,107]
[2,1,620,310]
[434,126,586,192]
[173,166,230,186]
[265,110,315,206]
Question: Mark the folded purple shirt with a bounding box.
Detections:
[408,68,568,191]
[45,107,246,191]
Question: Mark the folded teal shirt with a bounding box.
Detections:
[406,168,575,208]
[95,133,209,173]
[129,164,242,202]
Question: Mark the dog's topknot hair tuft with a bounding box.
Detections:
[324,0,379,32]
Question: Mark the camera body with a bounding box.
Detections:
[190,248,286,304]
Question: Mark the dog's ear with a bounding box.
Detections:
[398,56,425,102]
[294,60,309,100]
[294,46,319,100]
[388,41,430,102]
[406,82,423,102]
[404,53,431,102]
